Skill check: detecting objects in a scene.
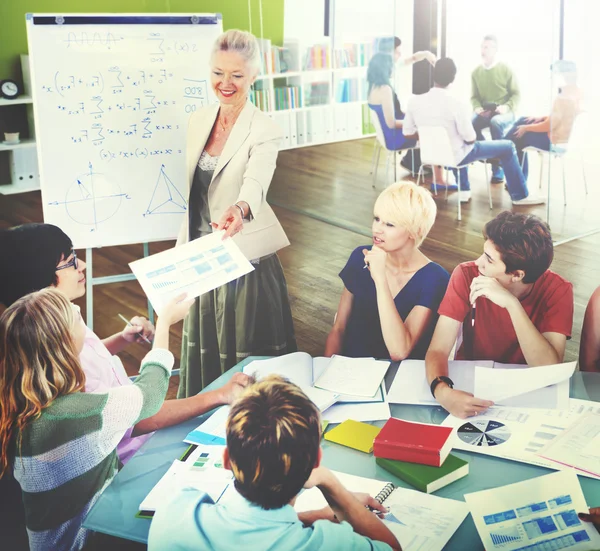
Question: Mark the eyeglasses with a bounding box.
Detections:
[56,250,78,271]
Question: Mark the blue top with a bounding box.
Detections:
[148,488,392,551]
[340,246,450,360]
[368,85,414,150]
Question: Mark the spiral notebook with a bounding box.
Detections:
[295,471,468,551]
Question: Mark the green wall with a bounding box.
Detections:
[0,0,284,83]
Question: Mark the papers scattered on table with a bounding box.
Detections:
[537,412,600,478]
[295,470,468,551]
[473,362,575,409]
[129,231,254,316]
[313,355,390,398]
[139,445,233,513]
[465,471,600,551]
[388,360,575,409]
[184,406,229,446]
[242,352,391,420]
[442,399,600,479]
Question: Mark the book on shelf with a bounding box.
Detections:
[303,43,330,70]
[304,82,330,107]
[376,454,469,494]
[335,78,363,103]
[250,87,272,112]
[373,417,454,467]
[274,85,302,110]
[334,42,373,68]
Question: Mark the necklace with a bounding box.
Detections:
[217,104,244,133]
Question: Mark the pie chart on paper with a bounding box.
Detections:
[457,419,511,446]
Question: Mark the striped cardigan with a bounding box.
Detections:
[13,348,174,551]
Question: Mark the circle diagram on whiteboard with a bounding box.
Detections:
[457,419,511,447]
[47,162,130,231]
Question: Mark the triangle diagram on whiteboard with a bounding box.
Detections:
[145,164,187,215]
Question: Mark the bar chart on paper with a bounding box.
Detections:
[490,526,521,545]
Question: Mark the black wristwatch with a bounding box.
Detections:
[430,376,454,398]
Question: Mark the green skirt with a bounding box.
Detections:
[178,254,297,397]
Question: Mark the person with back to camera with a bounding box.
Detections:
[0,288,194,550]
[176,29,297,398]
[326,182,449,361]
[149,375,401,550]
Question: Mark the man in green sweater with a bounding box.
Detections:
[471,35,520,183]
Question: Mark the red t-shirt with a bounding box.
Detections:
[439,262,573,364]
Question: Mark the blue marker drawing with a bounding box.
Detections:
[143,164,187,216]
[47,162,130,231]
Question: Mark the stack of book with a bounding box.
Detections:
[374,418,469,493]
[274,85,302,110]
[303,44,330,70]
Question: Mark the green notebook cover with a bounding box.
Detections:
[376,454,469,494]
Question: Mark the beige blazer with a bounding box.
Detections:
[176,101,290,260]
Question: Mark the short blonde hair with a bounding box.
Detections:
[211,29,261,75]
[374,182,436,247]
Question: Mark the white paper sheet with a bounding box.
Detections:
[184,405,230,446]
[465,471,600,551]
[474,362,575,407]
[243,354,340,412]
[388,360,574,409]
[295,471,468,551]
[538,412,600,477]
[129,231,254,316]
[314,355,390,397]
[139,447,233,512]
[441,399,600,479]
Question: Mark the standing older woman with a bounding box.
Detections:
[176,30,297,397]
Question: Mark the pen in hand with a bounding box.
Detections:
[117,313,152,344]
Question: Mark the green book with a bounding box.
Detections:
[376,454,469,494]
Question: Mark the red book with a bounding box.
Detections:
[373,418,453,467]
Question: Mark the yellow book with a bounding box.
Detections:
[324,419,381,453]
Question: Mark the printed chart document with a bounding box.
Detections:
[184,405,229,446]
[441,399,600,479]
[465,471,600,551]
[129,231,254,316]
[388,360,573,409]
[295,471,468,551]
[139,445,232,512]
[473,362,575,408]
[242,353,391,423]
[538,412,600,477]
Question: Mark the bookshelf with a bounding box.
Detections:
[251,38,376,151]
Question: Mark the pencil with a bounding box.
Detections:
[118,313,152,344]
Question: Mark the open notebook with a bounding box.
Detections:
[387,360,574,409]
[243,352,391,423]
[295,471,468,551]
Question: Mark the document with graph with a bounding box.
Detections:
[465,471,600,551]
[129,231,254,315]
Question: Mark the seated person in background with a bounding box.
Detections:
[506,60,583,179]
[471,34,520,184]
[0,288,193,550]
[0,223,250,464]
[426,211,573,419]
[367,50,445,183]
[578,285,600,372]
[149,375,400,551]
[325,182,449,360]
[403,58,543,206]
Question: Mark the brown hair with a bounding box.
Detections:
[226,375,321,509]
[483,211,554,283]
[0,289,85,476]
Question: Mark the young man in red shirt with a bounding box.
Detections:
[426,211,573,419]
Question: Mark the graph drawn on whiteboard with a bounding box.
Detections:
[47,162,130,231]
[144,164,187,216]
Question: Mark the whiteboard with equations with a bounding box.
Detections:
[26,14,222,249]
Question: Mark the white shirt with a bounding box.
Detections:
[403,87,477,165]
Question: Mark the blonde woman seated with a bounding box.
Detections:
[326,182,450,360]
[0,289,193,551]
